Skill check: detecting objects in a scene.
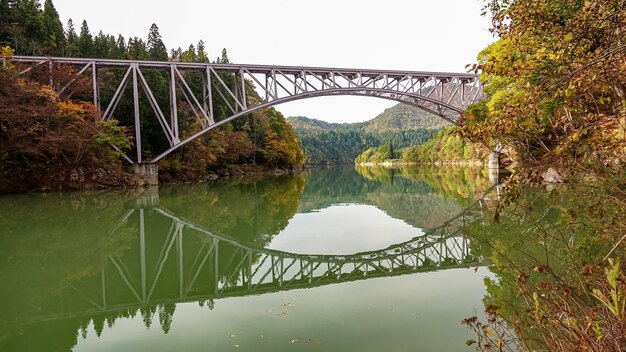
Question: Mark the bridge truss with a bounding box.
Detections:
[5,56,484,163]
[2,189,497,327]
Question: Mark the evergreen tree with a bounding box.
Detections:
[169,47,182,61]
[93,30,108,58]
[127,37,147,60]
[197,40,208,63]
[65,18,77,56]
[77,20,93,57]
[42,0,65,55]
[15,0,44,54]
[146,23,167,61]
[0,0,20,48]
[181,44,196,63]
[220,48,229,63]
[115,34,127,58]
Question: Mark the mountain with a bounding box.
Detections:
[287,103,451,133]
[286,116,364,131]
[286,103,447,164]
[364,104,450,132]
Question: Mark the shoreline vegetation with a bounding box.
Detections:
[0,0,304,194]
[355,126,494,168]
[456,0,625,350]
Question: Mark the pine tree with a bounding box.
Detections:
[220,48,229,63]
[15,0,44,54]
[93,30,108,57]
[197,40,208,63]
[181,44,196,63]
[116,34,127,58]
[65,18,77,56]
[0,0,20,48]
[146,23,167,61]
[42,0,65,55]
[77,19,93,57]
[169,47,182,61]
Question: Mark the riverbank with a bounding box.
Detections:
[356,159,487,167]
[0,164,304,194]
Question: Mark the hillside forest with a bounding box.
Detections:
[0,0,303,192]
[288,104,448,164]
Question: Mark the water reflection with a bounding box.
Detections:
[0,166,498,351]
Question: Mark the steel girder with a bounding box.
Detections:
[7,56,485,163]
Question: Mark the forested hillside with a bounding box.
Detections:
[364,104,450,132]
[0,0,303,191]
[287,104,444,164]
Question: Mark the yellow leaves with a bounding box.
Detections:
[55,101,88,120]
[1,46,14,72]
[1,46,13,58]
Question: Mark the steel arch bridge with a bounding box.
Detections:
[5,56,485,164]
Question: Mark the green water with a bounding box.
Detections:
[0,165,498,351]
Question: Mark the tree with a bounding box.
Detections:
[41,0,64,55]
[197,40,208,63]
[220,48,229,63]
[65,18,77,56]
[0,0,20,48]
[15,0,44,54]
[181,44,196,63]
[146,23,167,61]
[115,34,126,58]
[462,0,625,168]
[77,20,92,57]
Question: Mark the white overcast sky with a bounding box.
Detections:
[53,0,495,123]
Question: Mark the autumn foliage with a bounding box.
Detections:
[462,0,625,171]
[0,53,134,192]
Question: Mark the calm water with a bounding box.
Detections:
[0,166,499,351]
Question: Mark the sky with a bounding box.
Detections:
[53,0,495,123]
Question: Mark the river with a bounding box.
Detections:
[0,165,501,351]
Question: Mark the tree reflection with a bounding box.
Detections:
[0,167,493,351]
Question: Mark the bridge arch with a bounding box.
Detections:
[151,87,467,162]
[7,56,485,164]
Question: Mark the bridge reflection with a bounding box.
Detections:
[0,167,505,352]
[4,188,495,329]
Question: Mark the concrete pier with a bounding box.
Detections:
[488,152,500,169]
[133,163,159,186]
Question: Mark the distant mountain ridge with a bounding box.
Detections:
[286,103,450,133]
[286,103,448,164]
[364,104,450,132]
[286,116,364,131]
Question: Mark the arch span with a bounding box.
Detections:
[8,56,485,163]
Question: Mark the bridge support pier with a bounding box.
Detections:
[488,152,500,170]
[133,163,159,186]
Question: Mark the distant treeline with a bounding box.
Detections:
[295,128,436,164]
[355,127,491,164]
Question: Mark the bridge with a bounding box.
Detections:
[4,56,485,166]
[0,188,497,328]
